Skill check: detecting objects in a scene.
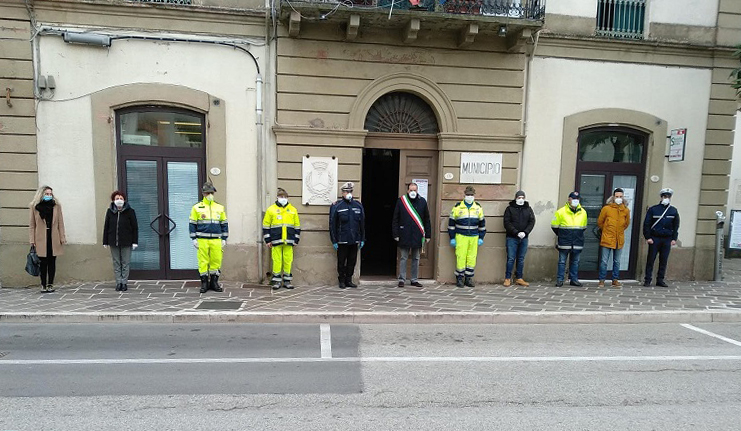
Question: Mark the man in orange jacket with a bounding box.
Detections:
[597,188,630,287]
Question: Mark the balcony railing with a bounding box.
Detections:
[596,0,645,39]
[298,0,545,20]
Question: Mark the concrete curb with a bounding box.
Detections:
[2,310,741,324]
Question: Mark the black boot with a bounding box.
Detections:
[115,283,121,291]
[283,274,294,289]
[338,276,346,289]
[210,274,223,292]
[345,278,357,288]
[121,283,128,292]
[271,273,282,290]
[464,277,475,287]
[456,275,464,288]
[199,275,209,293]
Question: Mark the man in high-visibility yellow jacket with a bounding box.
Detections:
[263,188,301,290]
[448,186,486,288]
[551,191,588,287]
[189,181,228,293]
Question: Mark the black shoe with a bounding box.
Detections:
[199,275,209,293]
[410,281,423,287]
[397,281,405,287]
[643,280,651,287]
[345,280,358,288]
[115,283,121,291]
[46,284,55,293]
[656,281,669,287]
[456,276,464,288]
[121,284,128,292]
[464,277,475,287]
[210,275,223,292]
[569,280,583,287]
[338,281,346,289]
[555,280,563,287]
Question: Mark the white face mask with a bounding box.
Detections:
[408,191,417,199]
[277,197,288,206]
[205,194,214,201]
[614,198,623,205]
[662,198,670,205]
[515,198,525,206]
[114,199,124,208]
[464,195,474,204]
[345,193,352,200]
[571,199,580,207]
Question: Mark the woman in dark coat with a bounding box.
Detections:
[29,185,66,292]
[103,190,139,291]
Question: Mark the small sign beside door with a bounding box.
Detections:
[460,152,502,184]
[412,178,429,200]
[668,128,686,162]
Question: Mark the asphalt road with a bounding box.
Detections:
[1,322,741,430]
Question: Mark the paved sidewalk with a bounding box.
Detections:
[1,258,740,324]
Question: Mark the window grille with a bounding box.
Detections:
[596,0,645,39]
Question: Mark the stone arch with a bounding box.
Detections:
[90,83,226,243]
[349,72,458,133]
[559,108,667,205]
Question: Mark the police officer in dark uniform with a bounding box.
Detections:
[329,182,365,289]
[643,188,680,287]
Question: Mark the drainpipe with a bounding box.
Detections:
[255,73,265,284]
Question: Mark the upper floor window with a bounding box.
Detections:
[596,0,646,40]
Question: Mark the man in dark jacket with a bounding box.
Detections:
[329,182,366,289]
[392,182,432,287]
[643,188,680,287]
[503,190,535,287]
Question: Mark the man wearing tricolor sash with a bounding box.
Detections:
[392,182,431,287]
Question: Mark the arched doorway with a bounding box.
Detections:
[575,126,648,280]
[116,106,207,279]
[360,92,440,279]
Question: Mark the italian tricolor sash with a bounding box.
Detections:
[401,194,425,246]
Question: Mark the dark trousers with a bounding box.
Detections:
[337,244,358,282]
[505,237,528,279]
[39,256,57,287]
[645,237,672,283]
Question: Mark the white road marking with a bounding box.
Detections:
[681,323,741,347]
[320,323,332,358]
[1,355,741,366]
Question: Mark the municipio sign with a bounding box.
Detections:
[460,152,502,184]
[668,128,686,162]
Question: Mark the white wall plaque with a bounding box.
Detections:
[460,152,502,184]
[412,178,429,200]
[302,156,338,205]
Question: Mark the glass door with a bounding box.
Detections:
[117,106,206,280]
[575,127,647,280]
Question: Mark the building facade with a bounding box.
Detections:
[0,0,738,287]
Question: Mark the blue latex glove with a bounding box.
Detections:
[450,239,456,247]
[360,241,365,249]
[478,238,484,246]
[333,243,338,250]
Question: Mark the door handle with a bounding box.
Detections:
[150,213,163,237]
[164,213,177,236]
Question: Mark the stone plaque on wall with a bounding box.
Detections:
[460,152,502,184]
[302,156,337,205]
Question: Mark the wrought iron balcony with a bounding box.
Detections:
[283,0,545,20]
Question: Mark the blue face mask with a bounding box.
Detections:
[43,195,53,201]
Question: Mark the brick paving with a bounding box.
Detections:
[0,259,740,318]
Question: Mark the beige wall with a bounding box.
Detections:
[274,23,529,284]
[0,7,38,287]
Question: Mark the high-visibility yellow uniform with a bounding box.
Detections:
[189,198,228,276]
[262,201,301,284]
[448,200,486,278]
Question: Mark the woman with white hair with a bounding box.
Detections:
[29,185,67,292]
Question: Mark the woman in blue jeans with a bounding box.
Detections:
[502,190,535,287]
